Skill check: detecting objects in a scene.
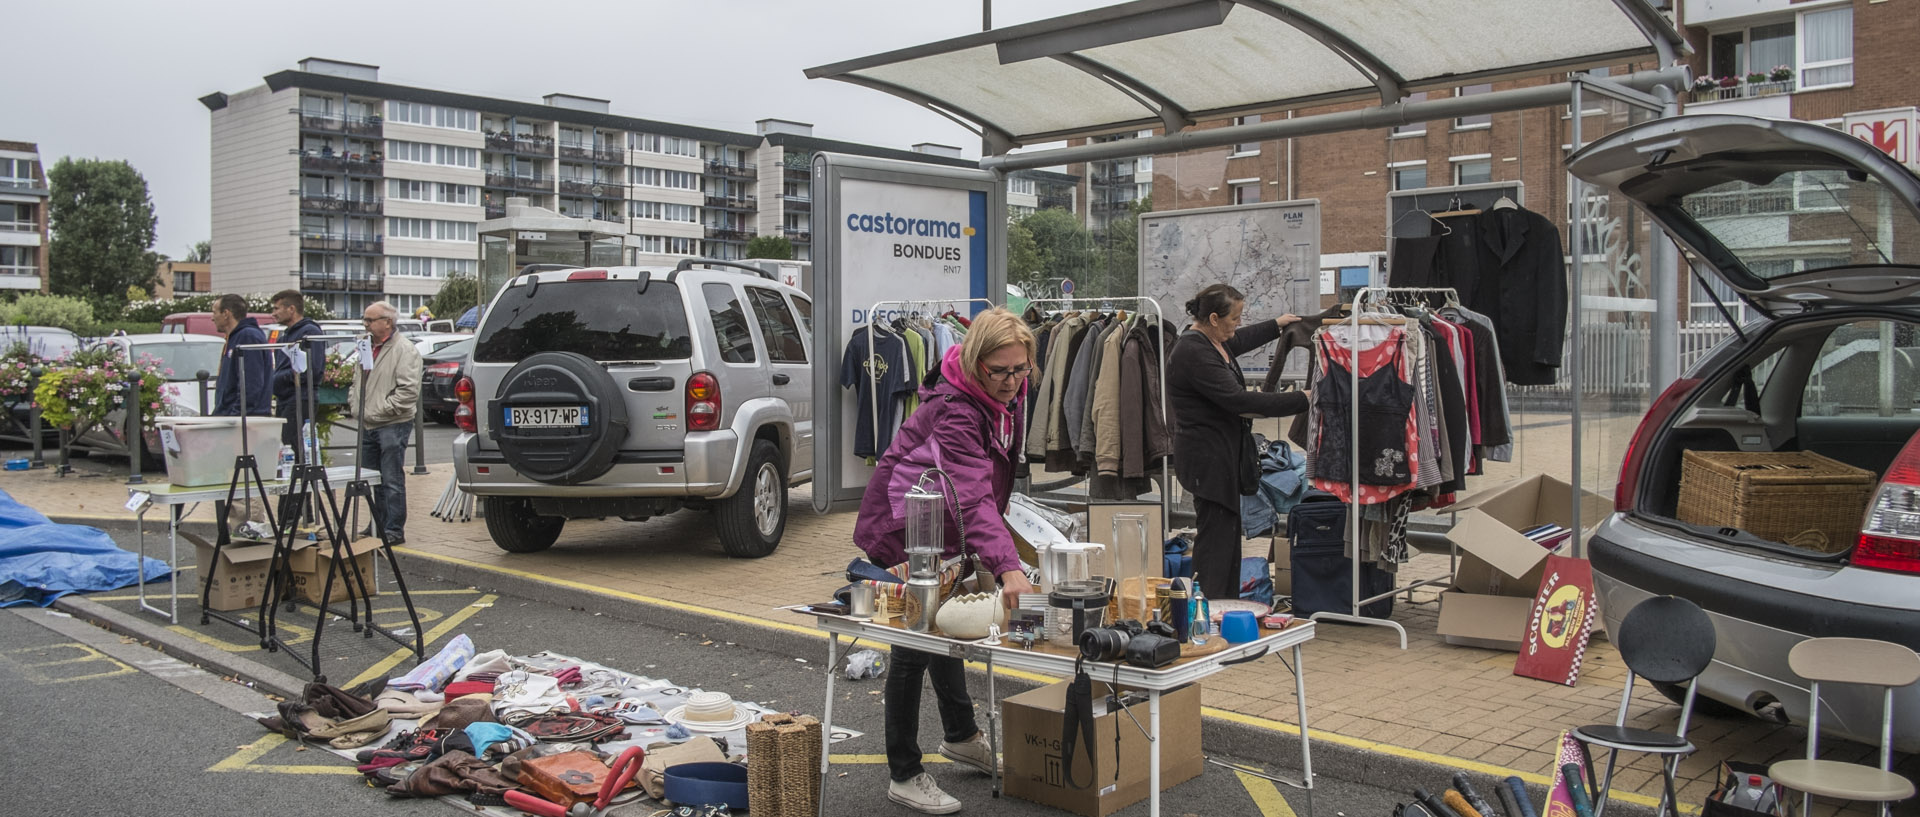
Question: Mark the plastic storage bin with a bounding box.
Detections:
[157,416,286,487]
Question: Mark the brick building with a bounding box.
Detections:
[0,141,50,294]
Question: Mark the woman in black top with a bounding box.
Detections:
[1166,284,1310,602]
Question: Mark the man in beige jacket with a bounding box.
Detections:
[351,300,421,545]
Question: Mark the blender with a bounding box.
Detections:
[901,483,946,633]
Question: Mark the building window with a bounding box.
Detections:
[630,167,698,190]
[174,270,196,293]
[1453,158,1493,186]
[0,158,39,186]
[1800,6,1853,88]
[1454,84,1493,128]
[1230,181,1260,205]
[386,140,477,168]
[388,256,475,278]
[1570,66,1611,115]
[1391,164,1428,191]
[629,133,697,157]
[0,246,37,275]
[387,217,475,242]
[1710,21,1795,85]
[1392,92,1428,137]
[1008,177,1036,196]
[386,101,477,130]
[1232,115,1261,155]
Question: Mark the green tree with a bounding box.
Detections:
[1092,199,1150,298]
[428,272,482,320]
[184,240,211,263]
[47,158,161,317]
[1006,220,1044,294]
[1018,208,1096,296]
[745,235,794,261]
[0,293,98,334]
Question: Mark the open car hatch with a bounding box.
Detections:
[1568,114,1920,310]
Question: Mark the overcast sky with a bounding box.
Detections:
[9,0,1109,259]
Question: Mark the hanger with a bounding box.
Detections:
[1492,195,1518,211]
[1431,195,1481,219]
[1386,207,1451,237]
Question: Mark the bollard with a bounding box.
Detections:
[56,427,69,477]
[124,375,145,485]
[411,406,428,475]
[28,365,42,468]
[195,370,210,416]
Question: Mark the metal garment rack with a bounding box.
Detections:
[860,297,998,460]
[1018,296,1172,532]
[1308,285,1462,649]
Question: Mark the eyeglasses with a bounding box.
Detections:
[361,316,390,324]
[984,364,1033,382]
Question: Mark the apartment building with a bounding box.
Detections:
[201,59,988,316]
[154,260,211,299]
[0,141,49,293]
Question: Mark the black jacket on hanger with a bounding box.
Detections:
[1435,208,1568,387]
[1167,322,1308,506]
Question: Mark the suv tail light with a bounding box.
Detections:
[454,376,476,433]
[1616,377,1700,512]
[1855,431,1920,574]
[686,372,720,432]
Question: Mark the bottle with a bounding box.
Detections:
[300,420,315,465]
[276,444,295,481]
[1190,585,1211,645]
[1729,775,1770,812]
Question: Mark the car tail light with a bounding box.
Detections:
[454,376,476,433]
[428,361,460,377]
[567,270,608,281]
[1855,431,1920,574]
[686,372,720,432]
[1616,377,1700,512]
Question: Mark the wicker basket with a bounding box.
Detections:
[1676,450,1876,552]
[744,713,820,817]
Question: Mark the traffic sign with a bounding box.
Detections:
[1060,278,1074,295]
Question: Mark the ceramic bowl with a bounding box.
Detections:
[934,591,1006,639]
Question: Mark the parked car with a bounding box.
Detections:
[452,260,813,558]
[1567,114,1920,750]
[421,337,473,425]
[68,334,228,466]
[161,312,274,337]
[409,332,470,357]
[0,325,81,359]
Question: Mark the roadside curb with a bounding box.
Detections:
[52,594,309,701]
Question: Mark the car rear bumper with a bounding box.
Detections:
[1590,513,1920,750]
[454,431,738,497]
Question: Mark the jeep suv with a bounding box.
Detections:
[452,259,813,558]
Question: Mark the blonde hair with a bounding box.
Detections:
[960,307,1037,387]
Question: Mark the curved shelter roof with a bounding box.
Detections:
[806,0,1681,152]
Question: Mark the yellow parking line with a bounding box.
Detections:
[208,734,359,775]
[88,587,478,602]
[342,593,495,689]
[1235,769,1300,817]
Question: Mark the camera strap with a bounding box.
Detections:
[1060,657,1099,790]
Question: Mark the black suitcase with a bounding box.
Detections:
[1286,493,1394,619]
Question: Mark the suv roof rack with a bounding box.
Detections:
[667,258,776,284]
[517,263,582,277]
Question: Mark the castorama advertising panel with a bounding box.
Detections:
[834,177,989,496]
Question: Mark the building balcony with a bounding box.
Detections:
[0,264,38,277]
[485,172,553,192]
[704,195,756,211]
[486,132,554,156]
[1688,79,1794,105]
[1683,187,1798,219]
[484,204,506,219]
[0,179,45,193]
[782,165,811,181]
[782,228,811,244]
[300,271,385,292]
[297,233,384,253]
[1038,193,1074,211]
[705,160,756,179]
[299,194,382,215]
[781,195,811,212]
[704,227,751,242]
[557,143,624,164]
[558,177,596,195]
[295,111,383,136]
[558,142,593,161]
[0,219,37,233]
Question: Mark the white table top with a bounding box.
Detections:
[809,612,1314,690]
[128,466,382,506]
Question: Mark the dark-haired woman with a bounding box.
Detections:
[1167,284,1311,603]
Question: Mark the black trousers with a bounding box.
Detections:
[1193,494,1244,603]
[885,644,979,783]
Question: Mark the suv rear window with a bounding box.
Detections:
[474,280,692,362]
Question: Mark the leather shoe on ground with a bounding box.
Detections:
[938,734,996,775]
[888,772,961,814]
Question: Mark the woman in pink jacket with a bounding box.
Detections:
[853,307,1036,814]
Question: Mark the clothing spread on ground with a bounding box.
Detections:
[255,637,859,806]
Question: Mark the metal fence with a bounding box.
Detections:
[1516,321,1737,405]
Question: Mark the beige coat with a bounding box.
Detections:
[349,331,422,429]
[1091,318,1129,474]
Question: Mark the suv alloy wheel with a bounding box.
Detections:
[714,439,785,558]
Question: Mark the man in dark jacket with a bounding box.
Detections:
[213,294,273,417]
[269,290,326,452]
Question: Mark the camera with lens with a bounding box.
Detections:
[1077,618,1182,668]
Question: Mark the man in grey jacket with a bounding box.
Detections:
[351,300,421,545]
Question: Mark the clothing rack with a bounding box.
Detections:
[1019,296,1172,542]
[1310,285,1462,649]
[861,298,997,464]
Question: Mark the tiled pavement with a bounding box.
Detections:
[12,452,1913,817]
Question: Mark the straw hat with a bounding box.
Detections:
[665,691,756,732]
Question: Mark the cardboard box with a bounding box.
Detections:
[1268,536,1291,596]
[1002,680,1202,817]
[1437,474,1609,651]
[286,537,383,605]
[188,531,278,612]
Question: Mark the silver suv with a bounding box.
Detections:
[452,260,814,558]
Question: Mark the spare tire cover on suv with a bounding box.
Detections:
[489,351,629,484]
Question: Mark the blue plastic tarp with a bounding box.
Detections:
[0,488,170,607]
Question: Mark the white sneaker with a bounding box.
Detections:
[888,772,962,814]
[938,733,996,775]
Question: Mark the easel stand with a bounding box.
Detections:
[1307,285,1462,649]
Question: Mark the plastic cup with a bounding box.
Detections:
[1220,610,1259,643]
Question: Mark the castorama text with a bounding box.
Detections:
[846,211,966,261]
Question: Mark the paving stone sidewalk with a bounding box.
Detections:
[9,455,1907,816]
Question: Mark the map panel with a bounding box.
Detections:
[1140,200,1321,376]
